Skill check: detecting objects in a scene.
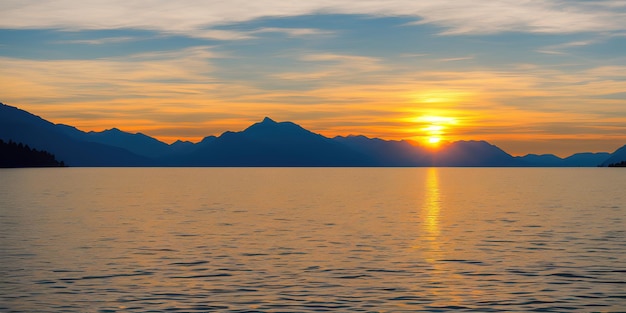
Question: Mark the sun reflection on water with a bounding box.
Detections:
[424,168,441,236]
[418,167,442,263]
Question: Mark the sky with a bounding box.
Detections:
[1,1,626,156]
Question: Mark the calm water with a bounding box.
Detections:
[0,168,624,312]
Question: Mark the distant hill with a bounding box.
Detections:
[0,139,65,167]
[57,125,172,158]
[0,103,150,166]
[182,117,374,166]
[431,140,519,166]
[333,135,430,166]
[563,152,611,167]
[515,152,611,167]
[1,102,623,167]
[516,154,563,167]
[600,145,626,167]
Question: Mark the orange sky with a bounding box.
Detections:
[2,1,626,157]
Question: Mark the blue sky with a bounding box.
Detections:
[1,1,626,156]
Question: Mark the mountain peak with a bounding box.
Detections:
[4,102,625,167]
[261,117,276,124]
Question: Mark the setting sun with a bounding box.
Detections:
[417,115,457,146]
[428,136,442,145]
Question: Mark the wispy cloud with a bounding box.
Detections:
[438,56,474,62]
[3,46,626,148]
[55,36,137,45]
[167,27,332,40]
[536,39,598,55]
[400,53,429,58]
[252,27,333,37]
[189,27,332,40]
[301,53,382,67]
[272,53,384,81]
[404,1,624,35]
[1,1,624,36]
[536,50,568,55]
[191,29,255,40]
[0,46,219,103]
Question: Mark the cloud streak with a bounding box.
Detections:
[2,0,625,37]
[7,45,624,144]
[2,1,625,155]
[55,36,138,45]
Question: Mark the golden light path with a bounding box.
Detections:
[422,167,441,261]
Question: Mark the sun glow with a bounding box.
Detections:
[417,115,458,146]
[428,136,442,144]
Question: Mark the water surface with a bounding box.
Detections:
[1,168,624,312]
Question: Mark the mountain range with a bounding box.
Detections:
[1,103,624,167]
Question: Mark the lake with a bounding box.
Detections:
[1,168,625,312]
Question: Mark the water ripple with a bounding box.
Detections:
[1,168,625,312]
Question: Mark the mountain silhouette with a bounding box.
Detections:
[1,102,623,167]
[516,154,564,167]
[182,117,373,166]
[0,103,150,166]
[333,135,430,166]
[563,152,612,167]
[58,125,172,158]
[600,144,626,167]
[516,152,612,167]
[430,140,519,166]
